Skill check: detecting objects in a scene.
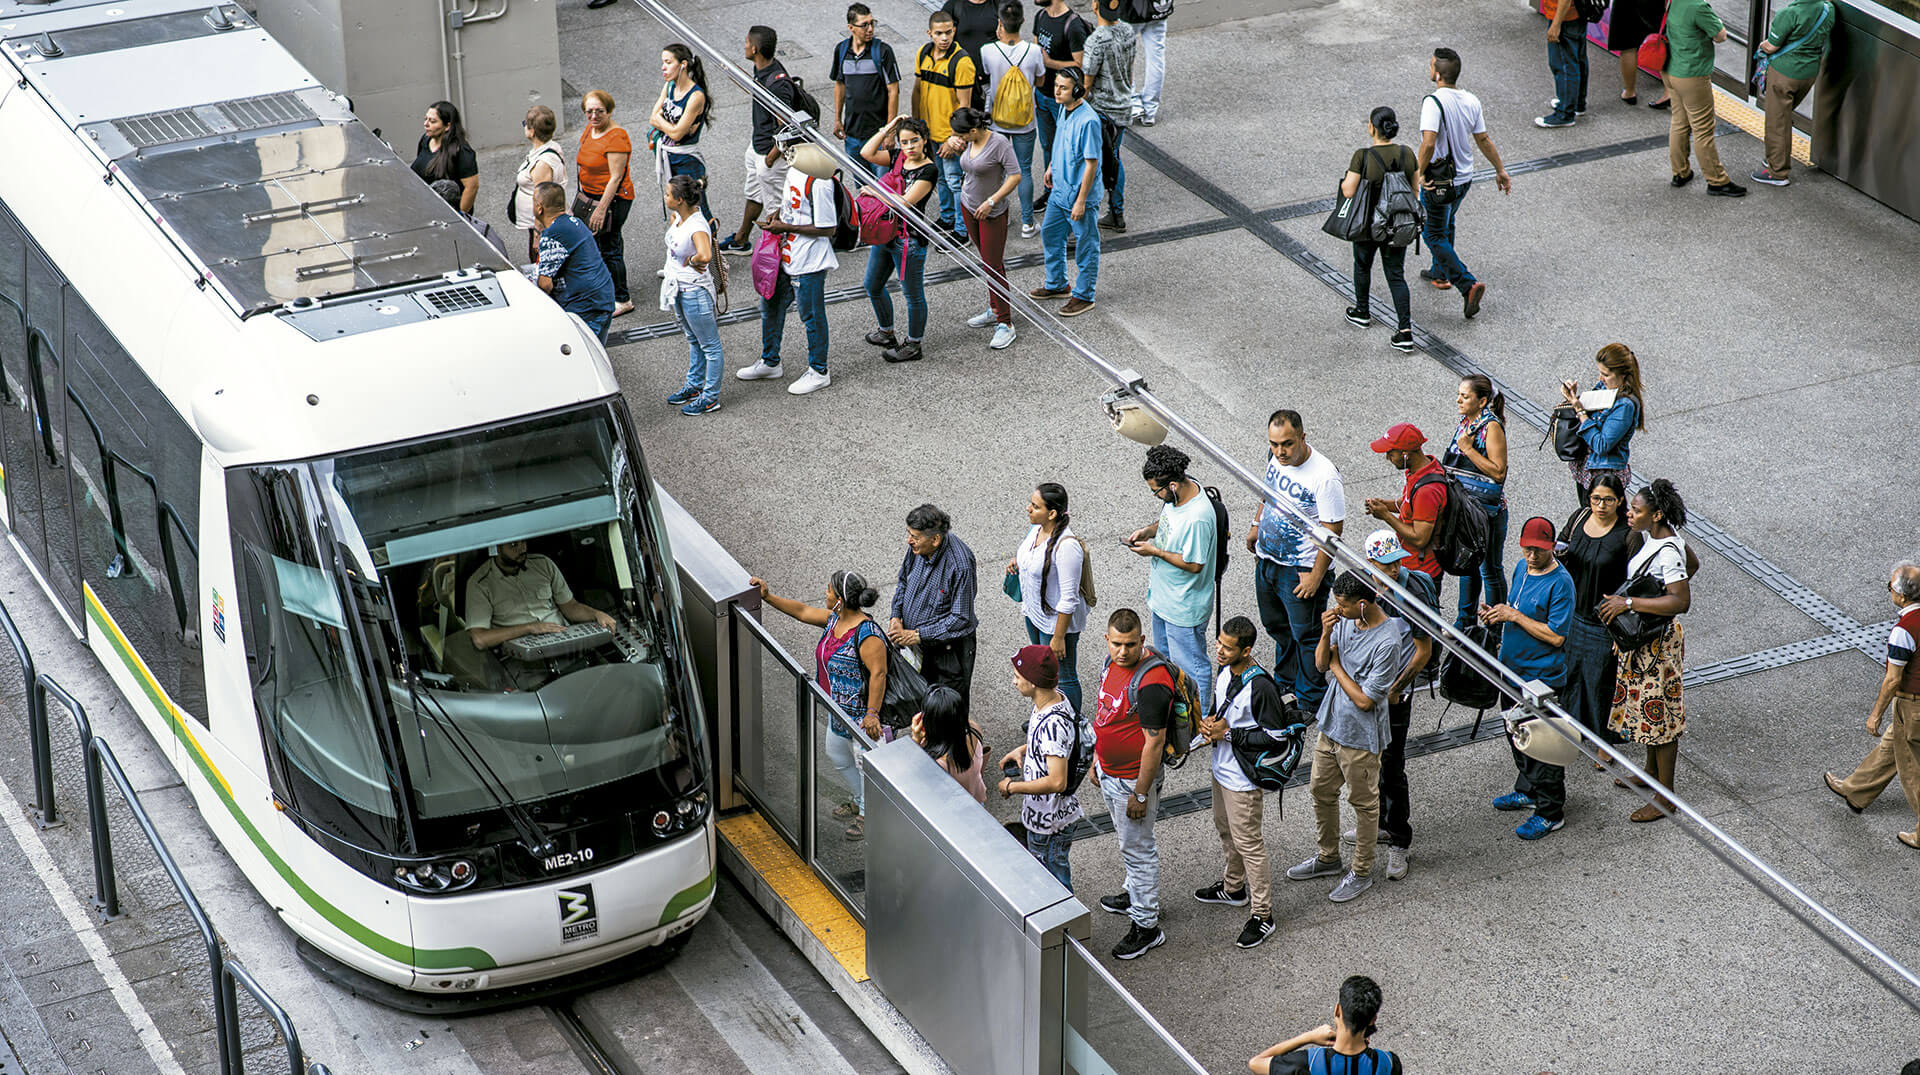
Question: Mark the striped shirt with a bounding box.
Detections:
[1891,606,1920,695]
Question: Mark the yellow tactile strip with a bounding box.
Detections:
[718,812,868,982]
[1710,83,1814,167]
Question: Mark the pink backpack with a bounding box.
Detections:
[854,155,908,247]
[751,229,781,300]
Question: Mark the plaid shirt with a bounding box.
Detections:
[891,533,978,641]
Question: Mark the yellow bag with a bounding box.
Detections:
[988,43,1035,130]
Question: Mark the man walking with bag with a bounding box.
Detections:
[1194,616,1289,949]
[1415,47,1512,320]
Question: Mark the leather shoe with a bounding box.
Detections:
[1824,772,1865,814]
[1671,172,1694,188]
[587,0,619,7]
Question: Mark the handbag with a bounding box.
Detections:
[1639,7,1670,74]
[1546,405,1587,462]
[877,640,930,730]
[1606,539,1678,650]
[1321,170,1379,243]
[1752,1,1832,96]
[750,229,782,301]
[1423,93,1461,207]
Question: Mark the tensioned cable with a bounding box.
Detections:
[622,0,1920,1008]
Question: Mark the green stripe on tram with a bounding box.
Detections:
[659,869,715,926]
[84,587,498,971]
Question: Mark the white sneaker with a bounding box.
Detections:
[1385,846,1409,880]
[966,309,998,328]
[736,361,783,381]
[787,368,831,395]
[1020,221,1039,239]
[989,322,1016,349]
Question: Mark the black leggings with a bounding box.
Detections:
[577,194,632,304]
[1352,240,1411,331]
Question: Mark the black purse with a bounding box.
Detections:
[1545,406,1587,462]
[1606,541,1678,650]
[876,642,930,730]
[1423,93,1461,206]
[1321,167,1379,243]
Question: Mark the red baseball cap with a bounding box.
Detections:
[1518,516,1557,550]
[1369,423,1426,453]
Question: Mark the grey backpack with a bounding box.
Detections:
[1369,148,1423,250]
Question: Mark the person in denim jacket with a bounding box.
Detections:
[1443,374,1508,628]
[1559,342,1645,504]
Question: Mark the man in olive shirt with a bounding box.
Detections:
[1752,0,1835,186]
[466,539,616,651]
[1665,0,1745,197]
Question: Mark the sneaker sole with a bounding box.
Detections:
[1113,931,1165,960]
[1391,339,1416,352]
[1059,303,1096,318]
[1328,881,1372,903]
[989,335,1016,350]
[736,371,783,381]
[1235,927,1274,949]
[1286,865,1345,881]
[1193,893,1249,906]
[1099,900,1131,916]
[681,403,722,416]
[1345,317,1372,328]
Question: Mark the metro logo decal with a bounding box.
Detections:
[558,884,599,943]
[210,588,226,643]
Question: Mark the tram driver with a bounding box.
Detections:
[465,539,617,650]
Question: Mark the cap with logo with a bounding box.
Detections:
[1369,423,1426,453]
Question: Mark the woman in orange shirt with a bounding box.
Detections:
[577,89,636,317]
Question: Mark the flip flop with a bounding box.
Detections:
[1899,832,1919,850]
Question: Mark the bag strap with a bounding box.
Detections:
[1558,505,1591,544]
[1426,92,1451,164]
[1772,2,1833,58]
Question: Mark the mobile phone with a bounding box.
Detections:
[1002,760,1021,781]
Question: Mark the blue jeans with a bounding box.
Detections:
[1547,21,1590,123]
[1129,19,1167,120]
[667,154,712,221]
[824,722,863,812]
[1099,115,1126,214]
[1026,828,1073,888]
[1455,501,1509,627]
[760,268,829,373]
[863,236,928,341]
[1253,560,1329,714]
[843,135,882,176]
[936,154,967,238]
[1422,181,1474,287]
[1041,195,1101,301]
[1026,621,1083,717]
[1035,96,1061,170]
[579,310,612,343]
[1149,610,1213,714]
[1098,772,1162,929]
[1004,129,1038,227]
[672,287,723,398]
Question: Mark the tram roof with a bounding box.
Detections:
[0,0,511,316]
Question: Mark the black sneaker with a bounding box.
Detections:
[1193,882,1249,906]
[1344,306,1372,328]
[1235,915,1275,949]
[1112,923,1165,960]
[1671,172,1694,188]
[1707,180,1748,198]
[1098,209,1126,232]
[1390,329,1415,352]
[1098,892,1132,916]
[864,328,898,348]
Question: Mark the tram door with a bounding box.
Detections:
[0,208,46,573]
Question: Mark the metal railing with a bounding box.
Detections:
[0,598,330,1075]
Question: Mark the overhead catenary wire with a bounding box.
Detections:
[621,0,1920,1009]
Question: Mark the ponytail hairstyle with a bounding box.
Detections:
[664,43,715,127]
[1034,483,1070,615]
[1461,373,1506,425]
[1368,105,1399,141]
[917,687,976,774]
[666,173,706,208]
[1595,342,1647,430]
[1640,478,1687,530]
[830,569,880,612]
[949,107,990,136]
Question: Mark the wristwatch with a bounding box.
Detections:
[1132,791,1148,804]
[1626,597,1635,611]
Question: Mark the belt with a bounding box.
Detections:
[1896,691,1920,701]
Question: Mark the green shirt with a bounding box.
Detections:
[1666,0,1726,80]
[1765,0,1834,81]
[1145,489,1216,629]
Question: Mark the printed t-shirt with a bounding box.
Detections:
[830,38,901,141]
[1147,488,1216,629]
[1397,457,1448,579]
[779,172,839,276]
[1032,9,1090,96]
[1022,700,1085,835]
[577,126,635,201]
[1419,87,1486,184]
[1081,22,1136,121]
[1093,661,1171,781]
[914,45,978,142]
[1314,615,1412,754]
[466,555,572,630]
[960,132,1020,215]
[1267,1046,1404,1075]
[1666,0,1727,79]
[536,214,615,318]
[1257,447,1346,569]
[1499,564,1574,689]
[412,135,478,185]
[981,40,1045,134]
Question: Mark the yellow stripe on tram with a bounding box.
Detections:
[82,583,233,800]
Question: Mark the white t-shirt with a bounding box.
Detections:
[779,172,839,276]
[1209,667,1263,794]
[981,40,1046,134]
[664,210,713,292]
[1022,700,1085,835]
[1626,535,1689,586]
[1419,87,1486,185]
[1255,447,1346,569]
[1017,524,1088,636]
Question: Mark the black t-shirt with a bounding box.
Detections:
[1269,1046,1403,1075]
[751,59,802,154]
[1032,9,1090,95]
[942,0,1002,71]
[1561,512,1640,618]
[412,135,478,184]
[900,159,940,220]
[830,38,901,141]
[1347,144,1418,183]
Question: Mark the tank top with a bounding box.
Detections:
[661,82,705,150]
[1442,408,1505,507]
[815,613,882,721]
[513,141,567,230]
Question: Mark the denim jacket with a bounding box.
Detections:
[1577,388,1638,471]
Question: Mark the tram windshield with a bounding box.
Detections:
[228,403,702,856]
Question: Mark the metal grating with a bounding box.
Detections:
[113,107,218,148]
[108,92,314,151]
[217,92,310,131]
[420,284,494,315]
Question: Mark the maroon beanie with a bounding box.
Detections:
[1011,644,1060,689]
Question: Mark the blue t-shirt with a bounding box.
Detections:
[1146,490,1215,629]
[536,213,616,319]
[1499,563,1574,689]
[1048,101,1104,203]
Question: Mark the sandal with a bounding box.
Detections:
[1613,775,1649,790]
[831,801,859,820]
[1629,802,1669,823]
[1899,831,1920,850]
[844,815,866,841]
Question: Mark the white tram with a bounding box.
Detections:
[0,0,713,1005]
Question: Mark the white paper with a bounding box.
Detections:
[1578,388,1617,412]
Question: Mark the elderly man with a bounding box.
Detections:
[890,504,979,716]
[1824,561,1920,850]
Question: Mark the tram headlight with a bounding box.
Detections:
[393,858,479,894]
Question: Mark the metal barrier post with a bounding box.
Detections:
[222,959,311,1075]
[0,603,55,827]
[797,677,816,868]
[35,676,119,918]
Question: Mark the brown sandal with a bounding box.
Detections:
[1629,802,1669,823]
[1898,831,1919,850]
[1613,775,1649,790]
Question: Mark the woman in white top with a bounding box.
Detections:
[1596,478,1693,823]
[661,174,723,416]
[1006,482,1089,714]
[513,105,566,263]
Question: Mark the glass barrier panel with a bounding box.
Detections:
[808,682,871,919]
[735,614,804,845]
[1062,936,1207,1075]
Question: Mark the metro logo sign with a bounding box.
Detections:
[557,884,599,943]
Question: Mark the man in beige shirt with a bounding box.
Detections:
[465,539,615,650]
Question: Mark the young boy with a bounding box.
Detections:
[999,645,1081,888]
[1249,975,1404,1074]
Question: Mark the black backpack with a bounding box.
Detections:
[1369,149,1424,250]
[1202,484,1231,631]
[1573,0,1610,21]
[1061,706,1099,795]
[827,174,861,252]
[1438,622,1502,712]
[1223,667,1308,792]
[785,73,823,124]
[1409,469,1490,577]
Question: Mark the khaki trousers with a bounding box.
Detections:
[1309,732,1381,877]
[1212,779,1271,918]
[1667,75,1729,185]
[1762,72,1816,176]
[1833,695,1920,827]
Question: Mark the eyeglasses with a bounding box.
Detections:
[583,107,608,115]
[851,19,875,28]
[1589,494,1620,505]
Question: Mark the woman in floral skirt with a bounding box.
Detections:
[1597,479,1692,822]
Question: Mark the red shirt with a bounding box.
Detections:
[1093,661,1172,780]
[1398,457,1447,578]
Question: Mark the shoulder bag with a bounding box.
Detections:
[1752,1,1833,96]
[1639,7,1671,74]
[1321,151,1380,242]
[1606,538,1679,650]
[1423,93,1461,207]
[1543,405,1587,462]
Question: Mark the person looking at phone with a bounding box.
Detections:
[1126,443,1217,704]
[1558,342,1646,505]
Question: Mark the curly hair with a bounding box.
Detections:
[1141,444,1190,486]
[1638,478,1686,529]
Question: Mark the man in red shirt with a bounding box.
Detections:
[1362,423,1445,580]
[1092,607,1171,960]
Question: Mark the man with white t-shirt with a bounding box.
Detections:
[1415,47,1512,321]
[737,142,839,396]
[1246,409,1345,718]
[980,3,1046,238]
[1194,616,1289,950]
